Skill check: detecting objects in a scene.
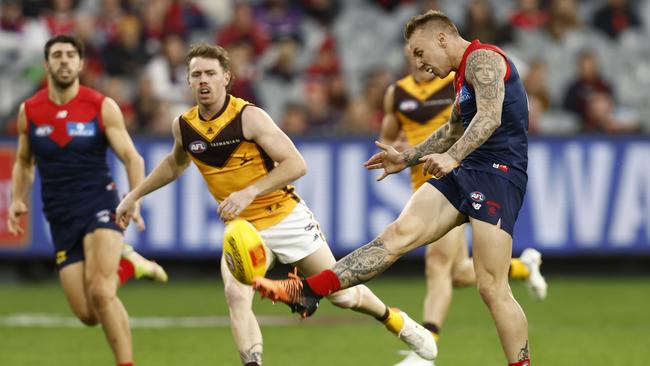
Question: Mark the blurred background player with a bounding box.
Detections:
[253,10,536,366]
[382,48,548,366]
[7,35,167,366]
[116,43,436,366]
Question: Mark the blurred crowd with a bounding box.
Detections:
[1,0,649,137]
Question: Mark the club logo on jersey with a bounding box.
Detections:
[189,140,207,153]
[55,110,68,119]
[399,99,419,112]
[470,191,485,202]
[34,124,54,137]
[67,122,96,137]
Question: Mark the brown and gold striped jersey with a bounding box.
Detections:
[393,73,455,190]
[179,95,299,230]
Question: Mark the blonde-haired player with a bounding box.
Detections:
[116,43,437,365]
[380,46,548,366]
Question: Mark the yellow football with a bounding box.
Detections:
[222,219,268,285]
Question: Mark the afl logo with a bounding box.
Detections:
[470,191,485,202]
[399,99,419,112]
[35,125,54,137]
[189,140,207,153]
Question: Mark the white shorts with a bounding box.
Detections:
[259,200,326,266]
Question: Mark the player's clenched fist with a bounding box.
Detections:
[116,193,146,231]
[419,152,458,179]
[7,201,28,236]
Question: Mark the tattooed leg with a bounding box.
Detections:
[332,238,400,289]
[517,340,529,361]
[240,343,263,365]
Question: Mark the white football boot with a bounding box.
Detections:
[520,248,547,300]
[394,350,435,366]
[396,311,437,361]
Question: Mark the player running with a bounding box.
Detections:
[383,49,547,366]
[7,35,167,366]
[253,10,536,366]
[115,43,436,366]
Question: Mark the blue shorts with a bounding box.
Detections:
[427,168,525,236]
[49,192,123,270]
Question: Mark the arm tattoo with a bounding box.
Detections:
[447,49,505,162]
[400,105,461,166]
[239,343,263,364]
[332,238,398,288]
[518,340,529,361]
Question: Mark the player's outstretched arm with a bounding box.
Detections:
[103,97,147,230]
[217,106,306,221]
[446,48,506,162]
[116,117,190,229]
[8,103,35,236]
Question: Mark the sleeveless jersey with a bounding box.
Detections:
[24,86,116,223]
[454,40,529,191]
[179,95,299,231]
[393,74,455,190]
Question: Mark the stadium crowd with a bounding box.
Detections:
[1,0,649,137]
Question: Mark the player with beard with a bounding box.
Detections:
[8,35,167,366]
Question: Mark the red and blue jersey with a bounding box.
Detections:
[454,40,529,191]
[24,86,116,222]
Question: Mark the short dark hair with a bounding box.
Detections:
[185,43,233,89]
[44,34,85,60]
[404,10,459,40]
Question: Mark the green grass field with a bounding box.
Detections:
[0,276,648,365]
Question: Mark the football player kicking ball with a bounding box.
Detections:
[8,35,167,366]
[382,48,547,366]
[116,43,436,366]
[253,10,536,366]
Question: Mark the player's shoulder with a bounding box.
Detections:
[24,88,49,108]
[77,85,106,105]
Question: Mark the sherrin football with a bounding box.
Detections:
[222,219,268,285]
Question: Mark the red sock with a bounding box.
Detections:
[118,363,133,366]
[118,258,135,285]
[305,269,341,297]
[509,359,530,366]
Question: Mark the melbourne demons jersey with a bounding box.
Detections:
[393,74,455,190]
[179,95,299,231]
[24,86,116,222]
[454,40,529,191]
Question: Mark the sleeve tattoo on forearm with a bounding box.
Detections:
[447,49,505,162]
[400,106,461,166]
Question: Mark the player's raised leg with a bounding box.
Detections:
[470,218,529,364]
[220,255,263,366]
[59,262,99,326]
[84,229,133,365]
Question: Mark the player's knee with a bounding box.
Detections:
[87,279,115,310]
[223,281,253,310]
[327,286,362,309]
[424,250,453,279]
[76,312,99,326]
[476,273,508,306]
[381,220,418,256]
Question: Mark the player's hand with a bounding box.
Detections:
[363,141,408,181]
[7,201,28,236]
[116,193,137,230]
[131,200,146,231]
[420,152,459,178]
[219,187,256,222]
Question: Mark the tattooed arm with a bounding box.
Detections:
[400,103,463,166]
[446,49,506,162]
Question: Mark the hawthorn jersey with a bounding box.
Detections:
[393,73,455,190]
[179,95,299,230]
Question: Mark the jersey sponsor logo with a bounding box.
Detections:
[422,98,454,107]
[492,163,509,172]
[66,122,96,137]
[189,140,207,153]
[398,99,419,112]
[209,138,241,148]
[34,125,54,137]
[459,84,472,103]
[55,110,68,119]
[470,191,485,202]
